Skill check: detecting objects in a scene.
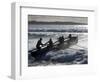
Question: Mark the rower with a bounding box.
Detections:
[47,38,53,49]
[68,34,72,39]
[36,38,43,50]
[58,36,64,44]
[61,36,64,43]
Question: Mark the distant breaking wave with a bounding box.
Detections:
[28,29,88,33]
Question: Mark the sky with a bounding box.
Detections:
[28,15,88,24]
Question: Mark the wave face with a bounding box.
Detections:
[28,49,88,66]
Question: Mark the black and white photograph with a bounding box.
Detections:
[28,15,88,67]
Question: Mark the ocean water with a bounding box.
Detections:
[28,24,88,66]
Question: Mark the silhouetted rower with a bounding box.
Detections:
[58,36,64,44]
[47,38,53,49]
[61,36,64,43]
[68,34,72,39]
[36,38,43,50]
